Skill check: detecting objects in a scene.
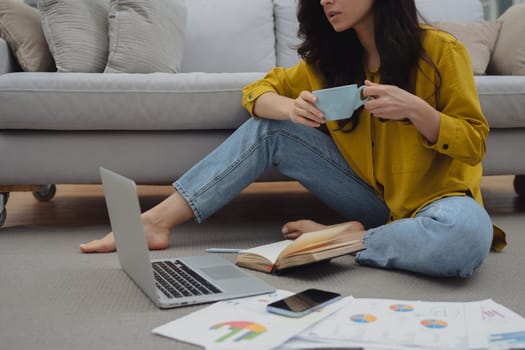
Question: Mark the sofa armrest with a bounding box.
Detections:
[0,38,21,75]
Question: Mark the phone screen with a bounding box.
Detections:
[267,289,341,317]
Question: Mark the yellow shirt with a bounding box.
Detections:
[242,27,506,250]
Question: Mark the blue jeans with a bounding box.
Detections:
[174,118,493,277]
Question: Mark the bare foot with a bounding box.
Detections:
[80,191,194,253]
[79,213,171,253]
[282,219,365,239]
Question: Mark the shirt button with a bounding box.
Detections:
[248,93,253,100]
[442,144,449,150]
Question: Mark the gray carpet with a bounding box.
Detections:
[0,189,524,349]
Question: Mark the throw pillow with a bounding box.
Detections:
[104,0,186,73]
[488,4,525,75]
[433,21,502,75]
[0,0,55,72]
[39,0,109,72]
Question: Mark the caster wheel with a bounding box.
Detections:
[32,184,57,202]
[514,175,525,197]
[0,208,6,227]
[1,192,8,206]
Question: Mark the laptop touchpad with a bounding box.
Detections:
[200,266,246,280]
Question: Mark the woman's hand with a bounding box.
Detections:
[362,80,420,121]
[363,80,440,143]
[288,91,326,128]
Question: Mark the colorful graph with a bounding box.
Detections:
[390,304,415,312]
[420,319,448,329]
[350,313,377,323]
[211,321,267,343]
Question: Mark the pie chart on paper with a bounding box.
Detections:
[420,319,448,329]
[350,313,377,323]
[390,304,415,312]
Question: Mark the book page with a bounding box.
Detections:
[279,223,355,258]
[239,240,292,265]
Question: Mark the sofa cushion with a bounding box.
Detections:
[274,0,301,68]
[105,0,186,73]
[39,0,109,72]
[0,0,55,72]
[433,21,501,75]
[0,72,264,130]
[0,38,20,74]
[416,0,484,23]
[180,0,275,73]
[476,75,525,128]
[487,4,525,76]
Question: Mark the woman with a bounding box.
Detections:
[81,0,503,277]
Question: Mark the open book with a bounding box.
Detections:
[235,223,364,274]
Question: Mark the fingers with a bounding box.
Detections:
[289,91,325,127]
[362,80,381,99]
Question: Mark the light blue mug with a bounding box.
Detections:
[313,84,369,121]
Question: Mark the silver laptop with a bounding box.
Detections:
[100,167,274,309]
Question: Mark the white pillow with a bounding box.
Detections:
[180,0,275,73]
[274,0,301,68]
[39,0,109,72]
[104,0,186,73]
[416,0,484,23]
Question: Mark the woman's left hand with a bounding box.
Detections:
[362,80,418,121]
[362,80,441,143]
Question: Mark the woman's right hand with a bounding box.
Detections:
[288,91,325,128]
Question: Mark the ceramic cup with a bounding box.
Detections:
[313,84,369,121]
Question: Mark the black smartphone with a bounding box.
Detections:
[266,288,342,318]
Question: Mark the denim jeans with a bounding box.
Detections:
[174,118,493,277]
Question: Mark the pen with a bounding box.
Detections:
[205,248,243,254]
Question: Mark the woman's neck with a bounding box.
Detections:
[354,15,380,72]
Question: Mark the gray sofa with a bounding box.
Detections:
[1,0,525,226]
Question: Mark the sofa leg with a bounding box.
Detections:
[514,175,525,198]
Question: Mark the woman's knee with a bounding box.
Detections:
[359,197,493,277]
[422,198,493,277]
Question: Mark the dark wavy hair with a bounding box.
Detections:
[297,0,440,131]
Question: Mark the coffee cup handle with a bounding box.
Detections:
[358,85,369,102]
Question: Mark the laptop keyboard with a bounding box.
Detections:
[152,260,222,299]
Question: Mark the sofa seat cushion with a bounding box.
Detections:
[476,76,525,129]
[0,72,264,131]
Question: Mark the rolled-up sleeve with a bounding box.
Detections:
[242,60,317,117]
[422,40,489,166]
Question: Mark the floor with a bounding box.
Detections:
[2,175,524,228]
[1,176,524,350]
